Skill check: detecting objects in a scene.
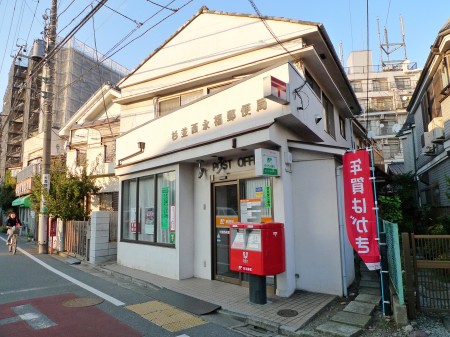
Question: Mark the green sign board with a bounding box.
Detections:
[255,148,280,177]
[161,187,169,230]
[264,186,272,208]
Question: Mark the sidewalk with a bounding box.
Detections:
[82,260,336,336]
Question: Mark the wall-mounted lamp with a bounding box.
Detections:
[197,160,206,179]
[314,113,322,124]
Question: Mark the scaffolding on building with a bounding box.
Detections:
[0,36,129,177]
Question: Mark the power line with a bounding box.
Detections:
[348,0,354,51]
[145,0,177,12]
[103,0,193,61]
[29,0,108,80]
[384,0,392,28]
[0,0,18,81]
[58,2,92,36]
[102,2,143,26]
[58,0,77,19]
[51,0,192,99]
[11,0,26,53]
[90,3,115,139]
[25,0,40,43]
[247,0,299,62]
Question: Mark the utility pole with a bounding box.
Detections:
[38,0,57,254]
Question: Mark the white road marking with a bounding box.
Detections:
[1,237,125,306]
[0,284,68,295]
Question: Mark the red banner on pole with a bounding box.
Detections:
[343,150,380,270]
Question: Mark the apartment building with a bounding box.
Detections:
[346,50,422,172]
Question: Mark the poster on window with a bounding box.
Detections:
[144,207,154,235]
[161,187,169,230]
[343,150,380,270]
[170,205,176,232]
[130,207,140,233]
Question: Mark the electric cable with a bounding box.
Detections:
[51,0,192,100]
[58,0,77,19]
[384,0,392,29]
[348,0,354,51]
[25,0,40,44]
[0,0,19,82]
[90,4,115,140]
[58,2,92,36]
[102,2,143,26]
[11,0,26,54]
[29,0,108,80]
[101,0,193,62]
[145,0,177,12]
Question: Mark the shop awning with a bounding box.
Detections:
[12,195,31,207]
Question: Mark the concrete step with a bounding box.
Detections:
[331,311,372,328]
[360,273,379,282]
[343,301,377,316]
[355,293,381,305]
[359,279,379,288]
[316,321,362,337]
[359,287,381,297]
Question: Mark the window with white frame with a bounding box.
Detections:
[158,90,203,116]
[121,171,176,246]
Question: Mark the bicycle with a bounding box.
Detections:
[6,226,21,254]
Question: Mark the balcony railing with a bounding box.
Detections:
[16,163,41,183]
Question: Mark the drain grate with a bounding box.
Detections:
[277,309,298,317]
[233,324,276,337]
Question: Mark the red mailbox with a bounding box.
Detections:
[229,222,285,276]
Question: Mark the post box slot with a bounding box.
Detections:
[246,229,262,251]
[231,229,245,249]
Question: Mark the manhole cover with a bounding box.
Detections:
[277,309,298,317]
[62,297,104,308]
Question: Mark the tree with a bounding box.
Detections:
[30,158,100,221]
[0,171,16,216]
[378,172,417,232]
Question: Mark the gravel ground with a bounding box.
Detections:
[294,260,450,337]
[296,294,450,337]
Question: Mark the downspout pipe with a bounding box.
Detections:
[336,165,348,297]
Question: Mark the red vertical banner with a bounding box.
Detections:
[343,150,380,270]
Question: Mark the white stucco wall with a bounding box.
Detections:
[291,149,345,295]
[178,163,195,279]
[193,165,213,279]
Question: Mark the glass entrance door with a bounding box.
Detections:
[213,182,240,283]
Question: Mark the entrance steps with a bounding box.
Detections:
[315,262,381,337]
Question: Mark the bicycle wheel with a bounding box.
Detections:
[11,235,17,254]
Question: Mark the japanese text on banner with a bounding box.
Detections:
[343,150,380,270]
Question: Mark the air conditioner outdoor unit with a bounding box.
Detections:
[431,127,445,144]
[422,131,436,155]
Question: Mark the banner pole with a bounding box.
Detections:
[368,147,391,316]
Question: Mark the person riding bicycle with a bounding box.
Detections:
[6,212,22,245]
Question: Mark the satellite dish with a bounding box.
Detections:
[392,124,402,133]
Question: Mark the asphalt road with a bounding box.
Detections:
[0,234,246,337]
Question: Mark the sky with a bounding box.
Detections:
[0,0,448,107]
